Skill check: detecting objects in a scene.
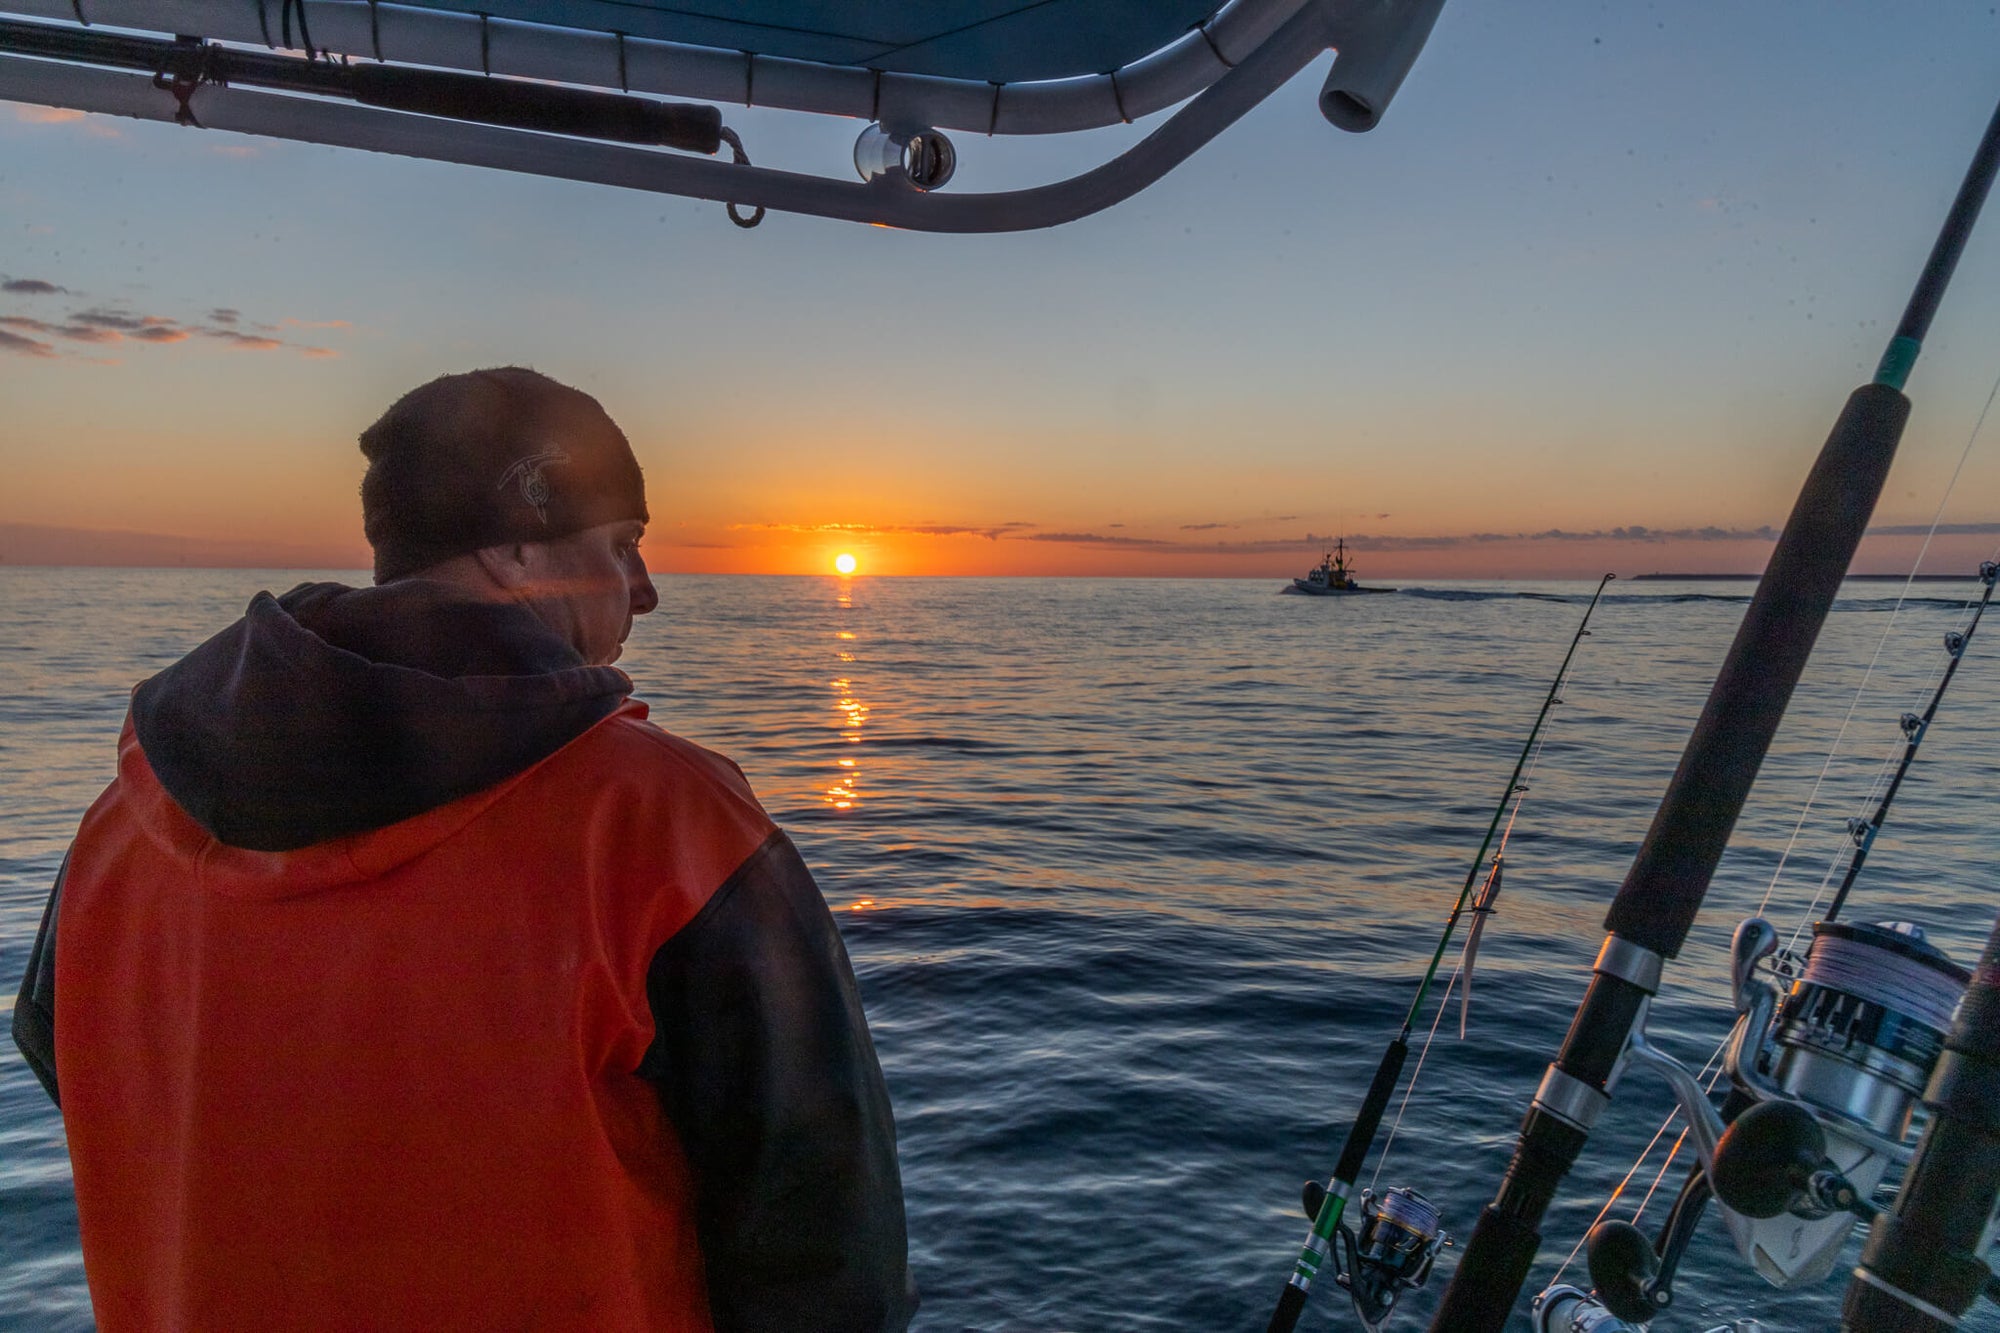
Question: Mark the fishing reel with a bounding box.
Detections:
[1531,1284,1761,1333]
[1300,1183,1449,1329]
[1591,915,1968,1306]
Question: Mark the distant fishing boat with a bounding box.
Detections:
[1287,538,1394,596]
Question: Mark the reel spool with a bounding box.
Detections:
[1712,920,1967,1287]
[1612,917,1971,1294]
[1333,1187,1449,1329]
[1761,921,1967,1141]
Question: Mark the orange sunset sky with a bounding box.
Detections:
[4,2,1999,581]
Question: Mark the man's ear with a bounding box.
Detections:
[470,542,533,589]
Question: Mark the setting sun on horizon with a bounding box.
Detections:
[834,552,859,575]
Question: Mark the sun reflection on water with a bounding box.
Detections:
[826,672,870,813]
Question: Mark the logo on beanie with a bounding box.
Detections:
[497,449,571,525]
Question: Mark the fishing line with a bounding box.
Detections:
[1781,564,1999,948]
[1545,354,2000,1297]
[1628,1125,1692,1226]
[1547,1047,1729,1287]
[1756,351,2000,918]
[1265,578,1614,1333]
[1368,720,1560,1190]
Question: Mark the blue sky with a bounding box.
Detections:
[2,0,1998,576]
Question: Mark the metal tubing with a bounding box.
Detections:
[0,0,1320,137]
[0,0,1343,232]
[0,17,725,151]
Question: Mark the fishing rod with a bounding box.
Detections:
[1265,573,1614,1333]
[1842,899,2000,1330]
[1427,89,2000,1332]
[1531,560,2000,1327]
[1824,560,1998,921]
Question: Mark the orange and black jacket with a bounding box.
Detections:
[11,580,916,1332]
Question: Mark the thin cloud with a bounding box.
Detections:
[70,308,177,332]
[9,104,121,137]
[0,315,120,344]
[10,105,83,124]
[1025,532,1172,548]
[0,293,348,361]
[0,328,57,358]
[734,520,1037,541]
[202,329,285,351]
[999,523,1823,557]
[1179,522,1234,532]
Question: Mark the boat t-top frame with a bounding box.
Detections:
[0,0,1445,231]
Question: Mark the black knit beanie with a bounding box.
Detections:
[359,367,649,584]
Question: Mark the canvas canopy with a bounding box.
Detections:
[0,0,1448,229]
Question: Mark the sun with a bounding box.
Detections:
[834,552,859,575]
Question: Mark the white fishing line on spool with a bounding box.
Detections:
[1799,926,1965,1033]
[1376,1186,1442,1237]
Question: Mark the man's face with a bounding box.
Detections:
[517,519,657,665]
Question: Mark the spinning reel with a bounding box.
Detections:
[1298,1183,1449,1330]
[1577,916,1969,1320]
[1531,1283,1762,1333]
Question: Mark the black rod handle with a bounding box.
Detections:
[1602,382,1909,956]
[1266,1281,1309,1333]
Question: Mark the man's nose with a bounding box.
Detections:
[630,566,659,616]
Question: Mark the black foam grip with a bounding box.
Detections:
[1423,1207,1541,1333]
[1605,383,1910,956]
[1266,1282,1308,1333]
[349,65,724,154]
[1334,1038,1409,1186]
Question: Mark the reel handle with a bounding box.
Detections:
[1583,1219,1665,1323]
[1711,1099,1869,1220]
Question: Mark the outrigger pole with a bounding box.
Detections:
[1266,573,1613,1333]
[1426,91,2000,1332]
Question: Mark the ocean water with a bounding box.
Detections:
[3,568,1999,1333]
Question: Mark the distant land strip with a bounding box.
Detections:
[1631,572,1980,581]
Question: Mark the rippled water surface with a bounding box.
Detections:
[4,569,1999,1331]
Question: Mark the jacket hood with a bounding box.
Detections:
[131,580,633,852]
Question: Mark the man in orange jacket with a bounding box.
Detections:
[12,368,917,1332]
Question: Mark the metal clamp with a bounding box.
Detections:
[1593,934,1663,994]
[1533,1065,1611,1132]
